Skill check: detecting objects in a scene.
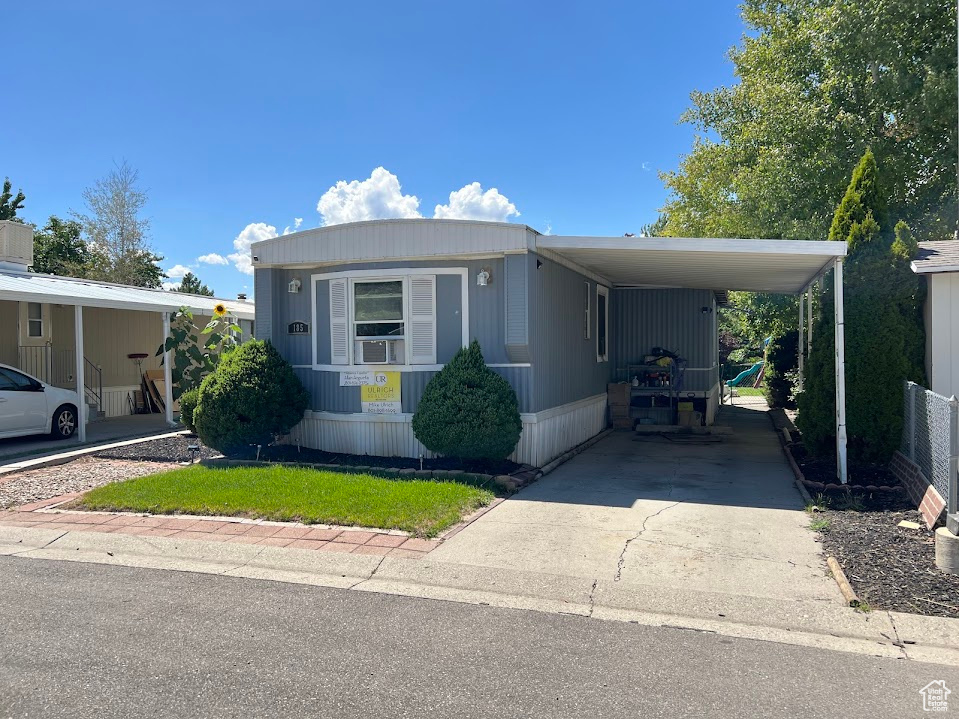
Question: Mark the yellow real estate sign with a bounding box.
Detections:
[360,371,401,414]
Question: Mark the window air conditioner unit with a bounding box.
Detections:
[358,340,402,364]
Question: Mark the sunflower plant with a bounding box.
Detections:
[156,305,242,399]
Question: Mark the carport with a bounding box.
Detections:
[535,236,849,482]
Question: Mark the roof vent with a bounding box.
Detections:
[237,293,248,301]
[0,220,33,272]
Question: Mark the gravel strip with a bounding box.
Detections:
[93,435,219,463]
[819,509,959,618]
[0,457,180,510]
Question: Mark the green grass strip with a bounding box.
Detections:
[77,465,494,538]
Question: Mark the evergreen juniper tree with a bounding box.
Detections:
[797,150,925,464]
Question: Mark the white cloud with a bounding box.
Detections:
[294,217,303,229]
[433,182,519,222]
[317,167,422,226]
[197,252,229,266]
[161,281,180,291]
[165,264,192,279]
[229,222,278,275]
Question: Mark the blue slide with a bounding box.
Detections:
[727,361,763,387]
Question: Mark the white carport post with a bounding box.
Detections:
[74,304,86,444]
[833,259,848,484]
[161,311,174,427]
[807,282,813,355]
[798,292,805,389]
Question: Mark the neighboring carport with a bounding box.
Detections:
[0,270,255,443]
[535,236,849,482]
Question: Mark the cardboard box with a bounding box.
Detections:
[612,417,635,430]
[607,383,630,405]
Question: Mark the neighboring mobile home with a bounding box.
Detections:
[0,220,254,439]
[251,218,845,467]
[913,240,959,399]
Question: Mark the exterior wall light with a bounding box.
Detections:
[288,278,302,294]
[476,268,492,287]
[701,306,713,315]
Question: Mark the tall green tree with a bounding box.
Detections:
[174,271,214,297]
[31,216,90,276]
[73,161,165,287]
[0,178,26,220]
[661,0,957,243]
[797,150,925,463]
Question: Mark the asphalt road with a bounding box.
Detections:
[0,556,955,719]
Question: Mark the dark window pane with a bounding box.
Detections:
[356,322,405,338]
[355,281,403,321]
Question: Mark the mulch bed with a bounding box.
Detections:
[818,508,959,618]
[95,435,526,477]
[229,443,525,476]
[789,439,910,512]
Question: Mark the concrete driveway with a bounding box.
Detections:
[432,399,843,603]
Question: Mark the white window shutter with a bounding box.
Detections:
[329,278,349,365]
[408,275,436,365]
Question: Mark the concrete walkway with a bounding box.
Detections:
[0,415,174,465]
[431,399,842,603]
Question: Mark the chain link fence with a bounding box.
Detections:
[901,381,957,513]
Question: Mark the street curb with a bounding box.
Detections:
[4,524,958,665]
[0,429,187,477]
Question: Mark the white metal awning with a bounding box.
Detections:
[535,236,846,294]
[0,270,255,320]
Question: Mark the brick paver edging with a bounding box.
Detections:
[0,495,439,559]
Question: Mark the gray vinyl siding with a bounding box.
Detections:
[527,253,611,412]
[269,268,314,366]
[609,288,719,392]
[253,269,274,341]
[294,366,533,413]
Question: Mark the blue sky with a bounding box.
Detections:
[3,2,744,298]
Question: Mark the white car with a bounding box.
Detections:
[0,364,81,441]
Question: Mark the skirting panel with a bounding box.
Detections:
[102,385,139,418]
[284,393,609,467]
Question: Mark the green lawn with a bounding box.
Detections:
[733,387,766,397]
[76,465,494,537]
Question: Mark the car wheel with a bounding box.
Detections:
[51,406,77,439]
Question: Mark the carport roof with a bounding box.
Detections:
[0,269,256,320]
[535,236,846,294]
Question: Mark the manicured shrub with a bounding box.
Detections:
[797,150,925,462]
[412,340,522,460]
[193,340,309,455]
[178,388,199,432]
[763,331,798,409]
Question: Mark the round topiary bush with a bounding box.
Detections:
[193,340,309,455]
[412,340,522,461]
[178,387,199,433]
